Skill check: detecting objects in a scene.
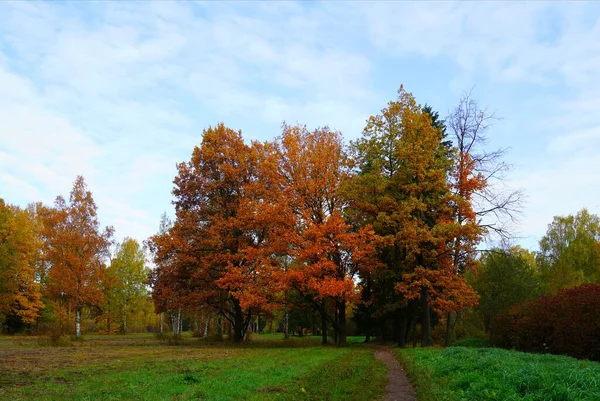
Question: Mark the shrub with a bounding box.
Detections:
[491,284,600,361]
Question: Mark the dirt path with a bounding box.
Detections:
[373,347,417,401]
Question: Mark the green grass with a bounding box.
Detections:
[395,346,600,401]
[0,333,385,400]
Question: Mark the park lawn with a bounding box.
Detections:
[395,346,600,401]
[0,333,385,401]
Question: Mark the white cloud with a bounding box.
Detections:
[1,0,600,251]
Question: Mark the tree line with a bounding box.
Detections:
[0,178,153,337]
[146,86,520,347]
[2,85,597,347]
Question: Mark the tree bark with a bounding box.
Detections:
[75,306,81,339]
[217,309,222,340]
[159,312,163,334]
[444,312,454,347]
[122,299,128,334]
[203,314,210,338]
[421,287,433,347]
[320,301,328,345]
[333,305,339,345]
[233,299,244,342]
[337,301,347,347]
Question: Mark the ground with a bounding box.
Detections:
[0,333,387,400]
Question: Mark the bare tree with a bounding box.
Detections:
[444,89,525,346]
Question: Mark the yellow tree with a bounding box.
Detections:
[104,238,149,334]
[0,200,44,331]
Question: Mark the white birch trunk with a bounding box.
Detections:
[75,307,81,339]
[203,315,210,338]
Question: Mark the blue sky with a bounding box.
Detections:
[1,1,599,251]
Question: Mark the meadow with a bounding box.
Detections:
[395,345,600,401]
[0,333,386,401]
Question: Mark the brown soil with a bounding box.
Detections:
[374,347,417,401]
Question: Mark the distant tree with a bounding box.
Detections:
[471,246,541,334]
[44,176,113,338]
[0,200,44,331]
[537,208,600,294]
[105,238,149,334]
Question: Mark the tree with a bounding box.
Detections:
[537,208,600,294]
[0,200,44,331]
[275,124,378,347]
[447,89,523,242]
[105,238,149,334]
[151,123,288,342]
[471,246,541,334]
[147,212,181,334]
[44,176,113,338]
[347,86,479,347]
[442,89,523,345]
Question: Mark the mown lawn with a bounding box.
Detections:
[395,346,600,401]
[0,333,385,400]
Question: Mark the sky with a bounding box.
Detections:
[1,1,599,252]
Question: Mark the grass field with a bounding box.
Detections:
[0,333,386,400]
[395,346,600,401]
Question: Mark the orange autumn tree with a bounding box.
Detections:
[151,123,289,342]
[276,124,378,347]
[348,86,479,347]
[44,176,113,338]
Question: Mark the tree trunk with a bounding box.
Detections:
[444,312,454,347]
[203,314,210,338]
[398,308,407,347]
[320,301,328,345]
[333,305,339,345]
[75,306,81,339]
[122,300,128,334]
[421,287,433,347]
[178,308,182,335]
[159,312,163,333]
[337,301,347,347]
[233,299,244,342]
[217,309,223,340]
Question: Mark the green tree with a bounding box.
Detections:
[105,238,149,334]
[537,208,600,294]
[472,246,541,334]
